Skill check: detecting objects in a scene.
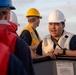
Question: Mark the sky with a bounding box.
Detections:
[12,0,76,39]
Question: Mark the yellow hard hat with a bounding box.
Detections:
[26,8,42,19]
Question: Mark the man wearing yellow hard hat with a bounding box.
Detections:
[20,8,42,55]
[36,10,76,59]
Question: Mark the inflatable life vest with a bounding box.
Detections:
[0,42,10,75]
[8,21,18,34]
[42,31,74,54]
[0,26,18,54]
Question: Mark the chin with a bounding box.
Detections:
[51,34,57,37]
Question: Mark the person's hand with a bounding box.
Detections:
[30,49,37,59]
[45,50,56,59]
[53,49,63,55]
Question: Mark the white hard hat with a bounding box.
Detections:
[48,10,66,23]
[10,11,20,26]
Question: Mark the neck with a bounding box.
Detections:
[53,36,60,41]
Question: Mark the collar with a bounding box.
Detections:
[0,20,10,25]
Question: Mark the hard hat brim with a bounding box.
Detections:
[48,19,66,23]
[26,16,42,19]
[39,16,42,19]
[10,6,16,10]
[0,6,16,10]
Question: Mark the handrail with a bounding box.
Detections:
[33,55,76,64]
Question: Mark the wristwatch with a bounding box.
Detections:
[63,48,67,55]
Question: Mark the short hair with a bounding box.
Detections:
[61,22,65,25]
[0,7,10,19]
[27,16,37,23]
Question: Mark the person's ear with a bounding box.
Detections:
[4,12,8,20]
[5,10,10,20]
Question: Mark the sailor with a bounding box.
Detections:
[0,0,35,75]
[36,10,76,58]
[20,8,42,54]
